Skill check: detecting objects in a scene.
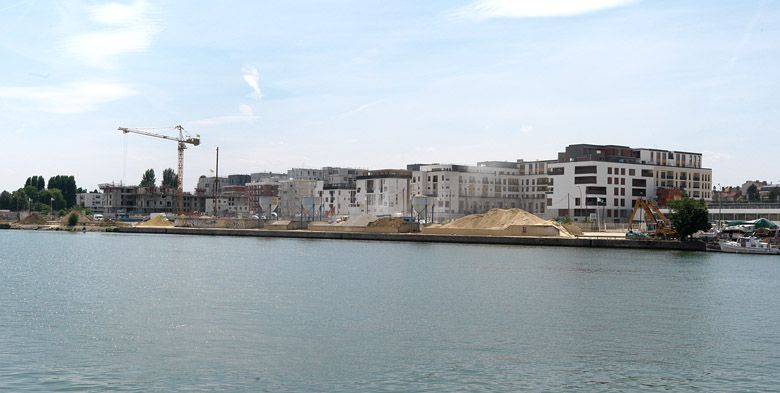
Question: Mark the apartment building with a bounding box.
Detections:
[321,186,359,218]
[204,185,250,217]
[516,159,556,215]
[355,169,412,216]
[545,144,712,222]
[98,183,206,216]
[410,163,523,221]
[77,192,104,214]
[277,179,321,219]
[287,168,323,181]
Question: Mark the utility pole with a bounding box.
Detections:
[213,147,219,217]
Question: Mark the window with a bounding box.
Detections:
[608,167,613,174]
[548,167,564,175]
[575,165,598,174]
[608,178,612,184]
[621,188,626,196]
[641,169,653,177]
[632,188,647,197]
[632,179,646,187]
[629,169,635,176]
[575,176,597,184]
[613,188,619,195]
[575,198,581,206]
[620,178,626,185]
[585,186,607,195]
[613,198,618,206]
[620,168,626,175]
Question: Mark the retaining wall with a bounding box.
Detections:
[109,226,706,251]
[173,217,263,229]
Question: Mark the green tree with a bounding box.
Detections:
[41,188,67,212]
[140,169,156,188]
[47,175,78,207]
[67,212,79,226]
[668,197,711,241]
[747,184,760,202]
[162,168,178,188]
[0,191,11,210]
[769,188,780,203]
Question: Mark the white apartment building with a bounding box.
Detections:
[636,148,712,200]
[277,179,322,219]
[410,163,522,221]
[321,186,359,218]
[545,144,712,222]
[545,161,657,222]
[355,170,412,216]
[516,159,556,215]
[77,192,104,213]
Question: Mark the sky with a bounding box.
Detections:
[0,0,778,192]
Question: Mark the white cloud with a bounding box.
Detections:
[337,100,383,119]
[0,81,137,114]
[187,104,260,127]
[454,0,639,19]
[242,66,262,100]
[519,124,534,134]
[64,0,163,68]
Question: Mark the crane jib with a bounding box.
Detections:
[117,126,201,215]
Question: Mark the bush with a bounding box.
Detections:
[67,212,79,227]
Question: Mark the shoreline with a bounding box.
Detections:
[104,226,706,252]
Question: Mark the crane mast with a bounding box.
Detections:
[118,125,201,215]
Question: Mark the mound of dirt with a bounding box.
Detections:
[137,215,174,227]
[441,208,549,230]
[331,214,378,227]
[563,223,584,236]
[425,208,574,238]
[368,217,406,229]
[60,211,93,226]
[20,213,48,225]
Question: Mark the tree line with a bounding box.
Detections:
[0,175,84,213]
[140,168,179,189]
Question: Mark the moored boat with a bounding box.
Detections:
[719,236,780,255]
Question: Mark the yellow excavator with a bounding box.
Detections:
[627,199,677,240]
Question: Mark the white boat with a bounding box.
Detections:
[719,236,780,255]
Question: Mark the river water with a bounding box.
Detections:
[1,231,779,391]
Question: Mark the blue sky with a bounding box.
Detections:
[0,0,778,191]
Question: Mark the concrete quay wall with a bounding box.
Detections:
[108,226,706,252]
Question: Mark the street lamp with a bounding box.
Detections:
[717,183,722,229]
[50,197,53,220]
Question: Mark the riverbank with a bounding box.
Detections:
[107,226,706,251]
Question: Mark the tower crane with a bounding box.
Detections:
[118,125,201,215]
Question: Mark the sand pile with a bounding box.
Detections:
[368,217,406,229]
[439,208,549,229]
[330,214,378,227]
[309,214,415,233]
[137,215,174,227]
[563,223,584,236]
[20,212,48,225]
[60,211,93,226]
[425,208,573,238]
